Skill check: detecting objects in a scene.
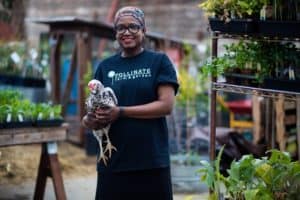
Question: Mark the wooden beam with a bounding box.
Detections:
[0,125,68,147]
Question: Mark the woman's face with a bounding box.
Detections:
[115,16,144,51]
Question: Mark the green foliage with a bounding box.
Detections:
[0,90,63,123]
[198,146,226,200]
[177,67,198,106]
[200,56,232,78]
[0,41,46,78]
[199,0,267,20]
[83,61,93,97]
[176,44,209,119]
[200,40,300,83]
[199,148,300,200]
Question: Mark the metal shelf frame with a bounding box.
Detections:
[212,82,300,101]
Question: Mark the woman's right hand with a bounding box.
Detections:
[82,112,107,130]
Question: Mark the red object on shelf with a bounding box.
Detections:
[226,99,252,114]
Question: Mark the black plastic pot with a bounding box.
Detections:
[263,78,300,92]
[0,74,45,88]
[224,73,259,87]
[1,121,33,129]
[209,18,256,34]
[257,21,300,38]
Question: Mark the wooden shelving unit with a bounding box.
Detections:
[209,28,300,161]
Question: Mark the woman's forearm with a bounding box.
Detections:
[121,100,173,119]
[120,84,175,119]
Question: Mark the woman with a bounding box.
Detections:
[82,6,179,200]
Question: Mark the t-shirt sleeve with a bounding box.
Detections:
[156,53,179,95]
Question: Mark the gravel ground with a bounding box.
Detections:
[0,142,208,200]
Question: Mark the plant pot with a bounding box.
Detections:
[224,72,259,87]
[0,123,5,129]
[0,74,45,88]
[257,20,300,38]
[22,77,46,88]
[35,119,64,127]
[209,18,256,34]
[263,78,300,92]
[2,121,33,129]
[0,74,23,86]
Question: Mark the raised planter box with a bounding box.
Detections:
[257,21,300,38]
[209,18,256,34]
[35,119,64,127]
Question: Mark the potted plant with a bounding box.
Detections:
[199,0,267,34]
[34,103,63,127]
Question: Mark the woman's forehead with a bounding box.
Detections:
[115,16,140,25]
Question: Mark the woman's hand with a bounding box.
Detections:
[82,112,108,130]
[95,106,121,124]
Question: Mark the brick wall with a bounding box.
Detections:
[26,0,207,46]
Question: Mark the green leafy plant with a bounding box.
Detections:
[198,146,226,200]
[200,56,232,78]
[199,0,268,20]
[0,90,63,123]
[199,148,300,200]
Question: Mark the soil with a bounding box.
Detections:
[0,142,97,185]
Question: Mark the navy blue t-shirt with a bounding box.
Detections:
[94,49,179,172]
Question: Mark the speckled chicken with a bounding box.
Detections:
[85,79,118,165]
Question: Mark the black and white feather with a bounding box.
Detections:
[85,79,118,165]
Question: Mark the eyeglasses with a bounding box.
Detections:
[115,23,142,34]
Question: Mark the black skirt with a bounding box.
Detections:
[95,167,173,200]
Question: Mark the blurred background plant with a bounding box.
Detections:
[0,41,49,79]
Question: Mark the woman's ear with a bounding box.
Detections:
[143,27,146,33]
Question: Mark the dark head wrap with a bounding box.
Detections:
[114,6,145,27]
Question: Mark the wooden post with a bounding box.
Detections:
[50,33,63,104]
[265,97,274,149]
[77,32,92,146]
[275,94,286,151]
[252,95,263,144]
[34,142,66,200]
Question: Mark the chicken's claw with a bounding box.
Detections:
[97,151,108,166]
[104,142,117,158]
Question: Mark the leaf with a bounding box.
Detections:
[244,189,259,200]
[255,163,272,185]
[267,149,291,164]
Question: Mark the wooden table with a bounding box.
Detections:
[0,124,68,200]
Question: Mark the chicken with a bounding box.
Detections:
[85,79,118,165]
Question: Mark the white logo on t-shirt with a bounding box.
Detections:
[107,68,151,85]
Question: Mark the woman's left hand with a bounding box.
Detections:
[95,106,121,124]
